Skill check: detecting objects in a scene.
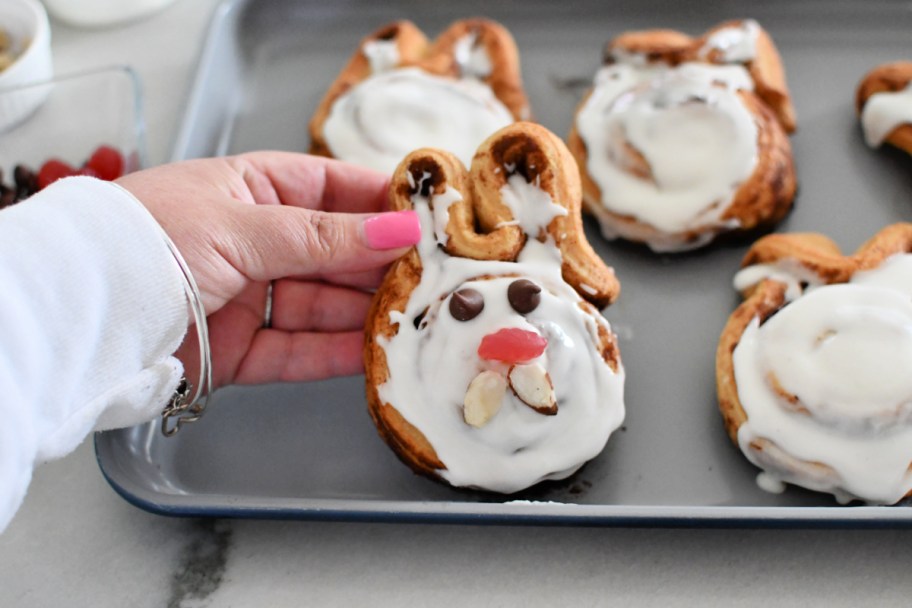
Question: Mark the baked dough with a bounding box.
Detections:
[856,61,912,152]
[717,224,912,504]
[363,122,625,493]
[568,20,797,252]
[308,19,530,174]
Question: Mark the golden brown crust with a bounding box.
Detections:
[568,20,797,252]
[716,92,796,231]
[364,122,621,483]
[856,61,912,154]
[716,224,912,498]
[716,278,787,444]
[308,18,530,160]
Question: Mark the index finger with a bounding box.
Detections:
[230,151,391,214]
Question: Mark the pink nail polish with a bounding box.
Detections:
[363,210,421,250]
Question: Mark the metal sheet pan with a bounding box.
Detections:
[96,0,912,526]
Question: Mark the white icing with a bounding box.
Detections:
[732,254,912,504]
[756,471,786,494]
[362,39,400,73]
[496,174,568,235]
[576,60,758,252]
[324,67,514,174]
[579,283,597,296]
[699,20,760,63]
[733,259,825,301]
[861,83,912,148]
[377,176,625,493]
[454,32,492,78]
[851,253,912,296]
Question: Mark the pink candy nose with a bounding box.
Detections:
[477,328,548,363]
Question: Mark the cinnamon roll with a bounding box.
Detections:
[856,62,912,154]
[364,122,624,493]
[308,19,530,174]
[717,225,912,504]
[568,20,797,252]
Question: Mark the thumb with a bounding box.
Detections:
[232,205,422,280]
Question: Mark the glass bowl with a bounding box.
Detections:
[0,65,146,205]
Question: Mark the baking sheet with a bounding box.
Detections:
[96,0,912,526]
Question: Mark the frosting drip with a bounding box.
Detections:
[700,20,760,63]
[454,32,492,78]
[732,254,912,503]
[497,174,568,234]
[861,82,912,148]
[576,61,758,252]
[324,68,514,174]
[376,178,625,493]
[733,259,825,301]
[362,39,400,73]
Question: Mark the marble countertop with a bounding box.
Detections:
[2,2,912,606]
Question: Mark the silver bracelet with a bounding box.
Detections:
[109,182,212,436]
[159,227,212,436]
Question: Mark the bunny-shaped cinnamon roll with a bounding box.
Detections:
[568,20,797,252]
[717,225,912,504]
[309,19,530,174]
[364,122,625,493]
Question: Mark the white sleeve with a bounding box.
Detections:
[0,176,189,532]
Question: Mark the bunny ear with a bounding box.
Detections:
[697,20,797,133]
[856,62,912,114]
[389,147,525,261]
[389,123,619,308]
[740,232,853,286]
[429,18,530,121]
[358,20,430,71]
[604,28,695,65]
[855,223,912,269]
[739,223,912,289]
[470,122,620,307]
[745,25,797,134]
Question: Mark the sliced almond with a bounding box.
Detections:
[463,370,507,428]
[508,363,557,415]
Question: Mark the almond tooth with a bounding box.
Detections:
[509,363,557,415]
[463,370,507,428]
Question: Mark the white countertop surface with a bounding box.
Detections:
[2,1,912,606]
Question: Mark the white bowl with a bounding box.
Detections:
[0,0,53,132]
[42,0,176,28]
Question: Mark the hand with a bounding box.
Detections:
[116,152,420,389]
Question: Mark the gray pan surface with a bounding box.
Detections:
[96,0,912,526]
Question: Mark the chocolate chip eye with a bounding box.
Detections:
[508,279,541,314]
[449,288,484,321]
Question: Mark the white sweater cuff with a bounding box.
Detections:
[0,176,189,530]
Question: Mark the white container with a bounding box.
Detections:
[0,0,53,132]
[41,0,178,28]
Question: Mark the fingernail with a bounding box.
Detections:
[363,210,421,250]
